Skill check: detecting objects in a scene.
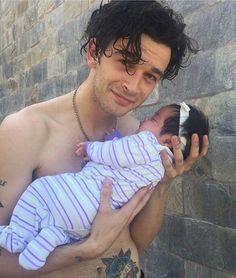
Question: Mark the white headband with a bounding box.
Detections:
[179,102,190,151]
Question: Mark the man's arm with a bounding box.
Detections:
[130,134,209,253]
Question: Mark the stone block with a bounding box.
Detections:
[167,0,205,16]
[158,50,216,101]
[3,62,13,79]
[7,78,18,92]
[215,44,236,91]
[47,51,66,79]
[185,260,236,278]
[77,64,89,85]
[192,91,236,137]
[66,45,84,71]
[16,31,27,56]
[37,81,56,102]
[61,70,78,94]
[183,179,236,228]
[220,228,236,273]
[0,1,14,16]
[24,86,39,106]
[0,93,24,117]
[0,65,3,83]
[210,136,236,183]
[0,82,8,98]
[64,0,84,22]
[39,36,57,61]
[45,3,64,31]
[141,240,185,278]
[57,21,77,48]
[38,0,64,19]
[31,61,47,84]
[26,21,45,48]
[17,0,29,17]
[159,215,236,273]
[24,5,38,31]
[26,45,44,68]
[186,1,236,51]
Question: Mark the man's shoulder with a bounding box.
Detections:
[118,112,139,136]
[0,103,49,142]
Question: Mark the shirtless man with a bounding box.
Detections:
[0,1,208,277]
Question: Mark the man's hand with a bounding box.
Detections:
[160,134,209,184]
[82,179,154,258]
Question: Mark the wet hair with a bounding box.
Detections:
[80,0,199,81]
[160,104,209,159]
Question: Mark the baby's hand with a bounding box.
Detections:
[75,142,87,157]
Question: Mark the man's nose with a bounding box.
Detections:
[122,72,142,94]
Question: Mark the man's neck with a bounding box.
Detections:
[74,81,117,141]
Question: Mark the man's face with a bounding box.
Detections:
[90,34,171,117]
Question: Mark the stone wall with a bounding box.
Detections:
[138,1,236,277]
[0,1,235,277]
[0,0,98,121]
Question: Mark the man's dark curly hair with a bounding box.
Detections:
[160,104,209,159]
[80,0,199,81]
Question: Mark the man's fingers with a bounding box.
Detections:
[184,134,200,169]
[171,136,184,173]
[99,179,112,212]
[160,149,176,179]
[199,135,209,157]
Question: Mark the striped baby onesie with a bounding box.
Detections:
[0,130,173,270]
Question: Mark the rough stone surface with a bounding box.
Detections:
[0,1,236,277]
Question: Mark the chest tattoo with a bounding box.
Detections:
[102,249,139,277]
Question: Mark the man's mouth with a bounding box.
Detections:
[111,90,134,106]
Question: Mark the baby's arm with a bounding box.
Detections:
[76,132,160,169]
[76,142,88,157]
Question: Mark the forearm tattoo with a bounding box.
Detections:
[0,179,7,187]
[102,249,138,277]
[0,179,7,208]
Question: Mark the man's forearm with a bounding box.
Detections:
[0,239,95,278]
[130,182,170,254]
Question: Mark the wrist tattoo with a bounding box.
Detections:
[0,179,7,186]
[102,249,138,277]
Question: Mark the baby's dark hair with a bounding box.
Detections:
[160,104,209,159]
[80,0,199,81]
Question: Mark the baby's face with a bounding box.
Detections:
[138,107,172,145]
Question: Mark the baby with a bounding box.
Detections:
[0,102,209,270]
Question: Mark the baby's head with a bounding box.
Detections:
[138,102,209,159]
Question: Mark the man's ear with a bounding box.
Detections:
[86,38,98,68]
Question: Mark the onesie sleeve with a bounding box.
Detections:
[86,131,162,169]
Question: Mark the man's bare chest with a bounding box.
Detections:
[35,129,84,178]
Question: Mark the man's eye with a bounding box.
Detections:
[146,74,157,82]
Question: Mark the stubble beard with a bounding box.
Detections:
[92,80,131,118]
